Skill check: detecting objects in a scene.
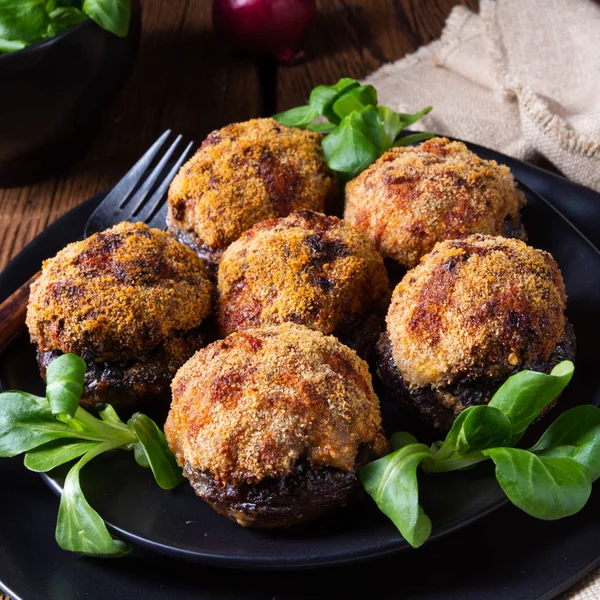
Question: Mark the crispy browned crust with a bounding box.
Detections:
[26,222,213,361]
[166,118,338,264]
[386,235,567,389]
[216,210,389,338]
[344,137,526,268]
[165,323,389,487]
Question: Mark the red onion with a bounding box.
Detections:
[213,0,317,64]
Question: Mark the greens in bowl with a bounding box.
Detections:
[0,0,131,54]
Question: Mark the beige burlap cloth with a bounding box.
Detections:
[365,1,600,597]
[365,0,600,191]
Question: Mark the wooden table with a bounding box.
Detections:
[0,1,597,599]
[0,0,479,271]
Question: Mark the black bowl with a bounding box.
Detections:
[0,3,141,187]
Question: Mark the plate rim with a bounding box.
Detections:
[1,142,600,572]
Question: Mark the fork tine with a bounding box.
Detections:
[84,129,172,238]
[117,134,183,221]
[147,200,169,230]
[137,141,195,228]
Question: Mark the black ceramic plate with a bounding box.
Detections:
[1,453,599,600]
[0,192,511,569]
[1,145,600,598]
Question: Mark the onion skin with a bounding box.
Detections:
[213,0,317,64]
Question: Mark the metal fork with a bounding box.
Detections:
[86,130,194,236]
[0,131,195,353]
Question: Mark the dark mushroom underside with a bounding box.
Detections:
[36,327,205,418]
[376,321,576,432]
[166,219,224,280]
[335,295,389,364]
[183,444,379,528]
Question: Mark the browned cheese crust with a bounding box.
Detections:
[344,137,526,268]
[26,222,213,361]
[165,323,389,486]
[386,235,567,389]
[216,210,389,337]
[167,118,338,265]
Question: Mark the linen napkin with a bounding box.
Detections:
[364,0,600,191]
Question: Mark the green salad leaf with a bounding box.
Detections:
[97,402,127,426]
[322,107,382,179]
[56,439,131,557]
[24,438,98,472]
[332,84,378,120]
[83,0,130,37]
[275,105,320,129]
[394,131,437,147]
[308,78,360,124]
[0,353,182,557]
[360,361,599,548]
[435,404,512,459]
[528,404,600,481]
[47,7,87,34]
[46,353,86,418]
[127,413,184,489]
[489,361,574,444]
[0,0,131,54]
[274,77,434,181]
[0,391,82,457]
[0,0,49,44]
[359,443,432,548]
[483,448,592,520]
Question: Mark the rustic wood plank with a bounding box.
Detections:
[0,0,261,272]
[275,0,478,111]
[0,272,39,354]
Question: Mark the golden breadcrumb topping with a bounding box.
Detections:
[165,323,388,485]
[344,137,526,268]
[216,210,389,336]
[387,235,566,388]
[167,118,337,253]
[26,222,213,361]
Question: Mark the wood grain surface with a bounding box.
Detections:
[0,0,476,272]
[1,1,597,599]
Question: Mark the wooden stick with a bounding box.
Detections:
[0,272,39,354]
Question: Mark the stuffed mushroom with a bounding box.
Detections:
[164,323,389,528]
[26,222,213,412]
[344,137,526,271]
[167,118,338,276]
[216,210,389,359]
[377,235,575,431]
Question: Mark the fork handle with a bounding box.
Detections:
[0,272,39,354]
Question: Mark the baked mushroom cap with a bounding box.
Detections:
[167,118,338,274]
[27,222,213,360]
[26,222,213,411]
[386,235,567,390]
[216,210,389,339]
[165,323,389,527]
[344,137,526,268]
